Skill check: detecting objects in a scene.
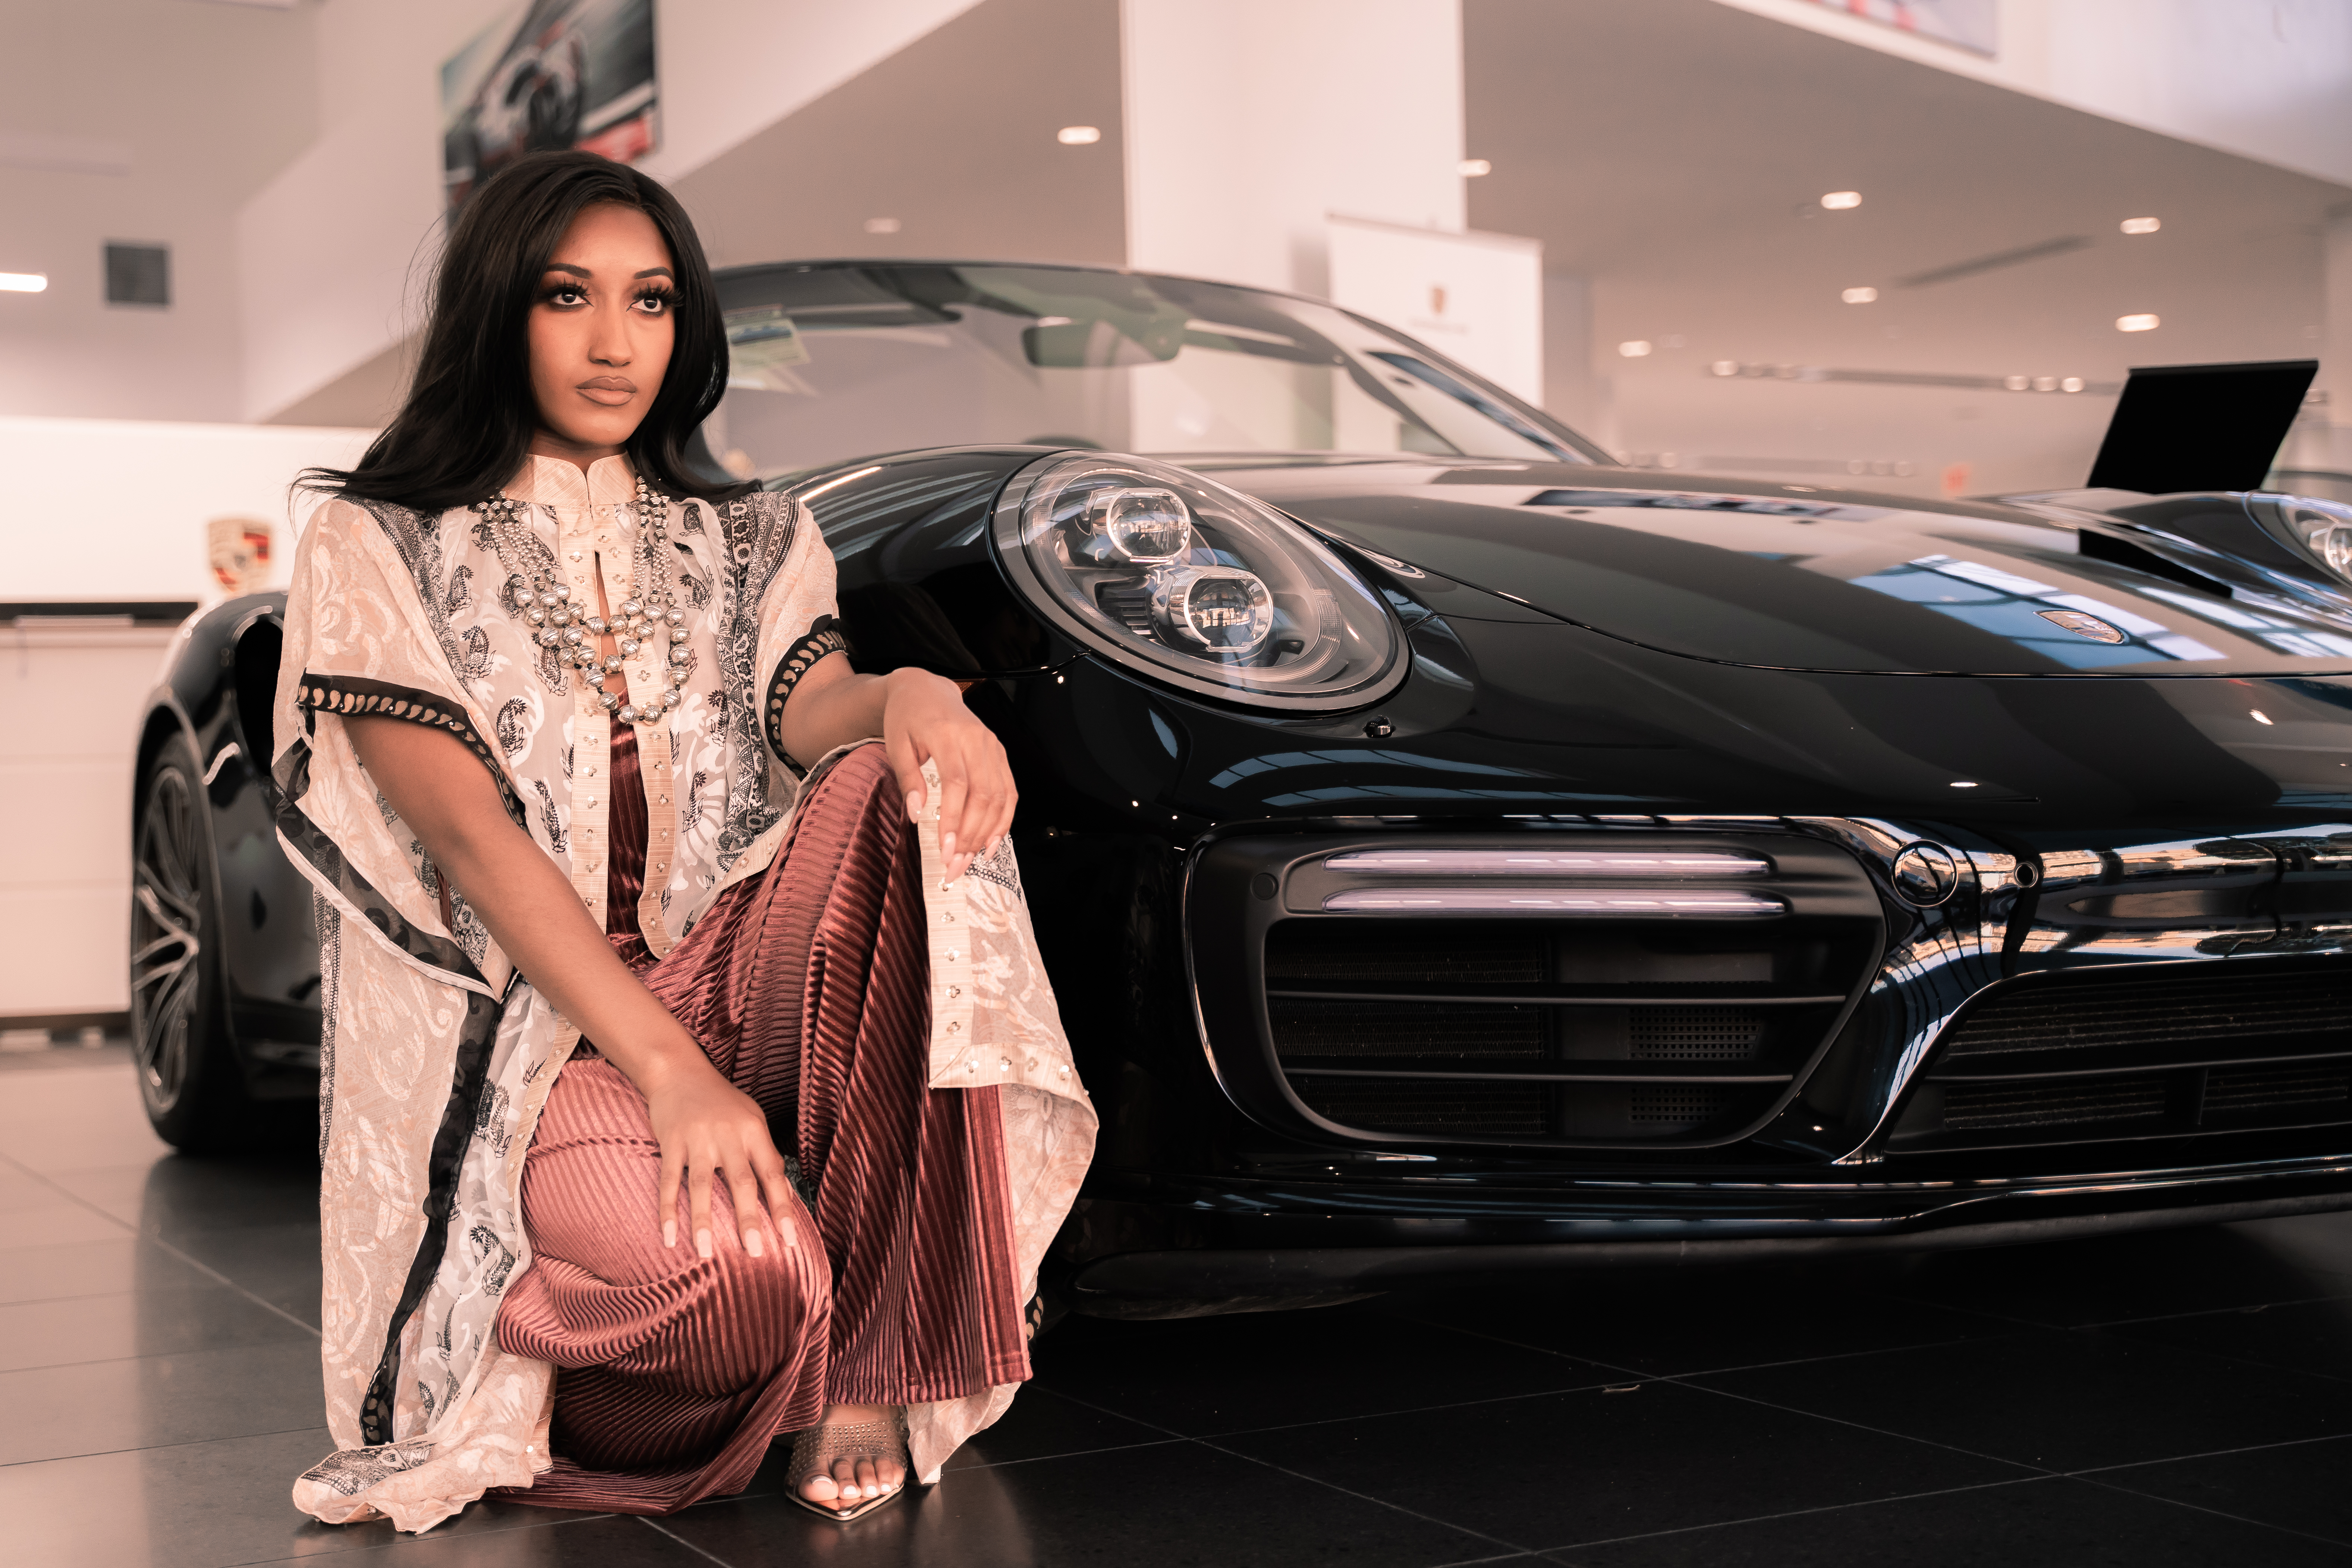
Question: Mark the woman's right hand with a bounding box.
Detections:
[641,1062,802,1259]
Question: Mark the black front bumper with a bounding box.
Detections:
[1062,1155,2352,1311]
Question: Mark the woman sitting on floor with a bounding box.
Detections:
[274,148,1094,1534]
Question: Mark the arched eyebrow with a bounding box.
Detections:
[540,263,673,280]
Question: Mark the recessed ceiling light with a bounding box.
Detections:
[1618,340,1653,357]
[2120,216,2161,235]
[1057,125,1101,145]
[1710,359,1740,377]
[2061,377,2085,392]
[2004,375,2031,391]
[0,272,46,293]
[1820,190,1862,210]
[863,217,901,234]
[2117,313,2160,332]
[1841,286,1878,304]
[1459,158,1492,176]
[2032,375,2057,392]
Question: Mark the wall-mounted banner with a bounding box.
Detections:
[1801,0,1996,57]
[441,0,658,213]
[1327,217,1543,408]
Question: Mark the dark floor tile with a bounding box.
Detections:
[0,1280,318,1371]
[0,1234,215,1305]
[1032,1302,1617,1437]
[166,1221,326,1327]
[2110,1296,2352,1384]
[0,1337,325,1463]
[1218,1377,2031,1549]
[1543,1474,2349,1566]
[1381,1263,2003,1378]
[2089,1433,2352,1547]
[666,1437,1505,1568]
[259,1515,710,1566]
[1878,1217,2352,1330]
[1692,1327,2352,1472]
[0,1424,607,1568]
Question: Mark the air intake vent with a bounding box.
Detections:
[1888,960,2352,1154]
[1188,829,1882,1151]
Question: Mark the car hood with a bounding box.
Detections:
[1206,459,2352,677]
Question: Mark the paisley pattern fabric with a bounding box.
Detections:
[273,456,1095,1534]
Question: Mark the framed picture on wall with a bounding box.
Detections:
[441,0,658,213]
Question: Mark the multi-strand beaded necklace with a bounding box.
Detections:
[475,474,690,726]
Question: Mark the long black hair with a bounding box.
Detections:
[304,150,745,512]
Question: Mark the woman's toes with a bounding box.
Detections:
[854,1457,880,1495]
[800,1470,840,1504]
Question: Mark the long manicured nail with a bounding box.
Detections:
[906,792,921,821]
[940,831,956,857]
[696,1227,713,1259]
[745,1228,764,1257]
[663,1220,676,1248]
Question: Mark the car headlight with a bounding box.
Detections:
[991,452,1408,710]
[2252,493,2352,587]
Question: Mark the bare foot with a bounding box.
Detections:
[797,1403,906,1512]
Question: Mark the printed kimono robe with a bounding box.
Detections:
[271,455,1095,1532]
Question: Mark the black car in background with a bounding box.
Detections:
[136,261,2352,1317]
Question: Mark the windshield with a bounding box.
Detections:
[698,263,1607,481]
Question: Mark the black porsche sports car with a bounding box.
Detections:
[136,261,2352,1317]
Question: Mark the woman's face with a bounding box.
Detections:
[527,202,677,457]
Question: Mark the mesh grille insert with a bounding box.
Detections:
[1941,1077,2170,1131]
[2206,1065,2352,1115]
[1945,970,2352,1058]
[1629,1008,1765,1060]
[1270,1000,1543,1059]
[1296,1080,1549,1136]
[1628,1084,1741,1124]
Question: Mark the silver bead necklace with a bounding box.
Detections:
[477,474,690,727]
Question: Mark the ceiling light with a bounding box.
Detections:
[1619,340,1653,357]
[1820,190,1862,210]
[0,272,46,293]
[1949,781,1979,789]
[2120,216,2161,235]
[863,217,900,234]
[1459,158,1492,176]
[2061,377,2085,392]
[2117,313,2160,332]
[2004,375,2031,391]
[1057,125,1101,145]
[1842,286,1878,304]
[1710,359,1740,377]
[2032,375,2057,392]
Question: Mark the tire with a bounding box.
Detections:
[130,735,243,1150]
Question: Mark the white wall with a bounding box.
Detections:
[3,417,374,603]
[1713,0,2352,189]
[235,0,984,424]
[1122,0,1468,297]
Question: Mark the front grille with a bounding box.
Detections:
[1264,918,1874,1148]
[1887,959,2352,1153]
[1189,829,1883,1151]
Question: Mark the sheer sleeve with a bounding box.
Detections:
[272,497,513,992]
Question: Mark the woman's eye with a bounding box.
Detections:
[634,294,670,314]
[550,289,586,307]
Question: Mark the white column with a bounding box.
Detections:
[1121,0,1466,298]
[2320,213,2352,477]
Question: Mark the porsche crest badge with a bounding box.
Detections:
[2037,608,2127,644]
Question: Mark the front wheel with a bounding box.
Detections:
[130,736,240,1150]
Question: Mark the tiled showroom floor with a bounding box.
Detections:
[7,1046,2352,1567]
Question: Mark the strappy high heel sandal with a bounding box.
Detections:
[785,1409,909,1522]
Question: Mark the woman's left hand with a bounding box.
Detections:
[880,668,1014,881]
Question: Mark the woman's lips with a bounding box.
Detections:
[576,376,637,406]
